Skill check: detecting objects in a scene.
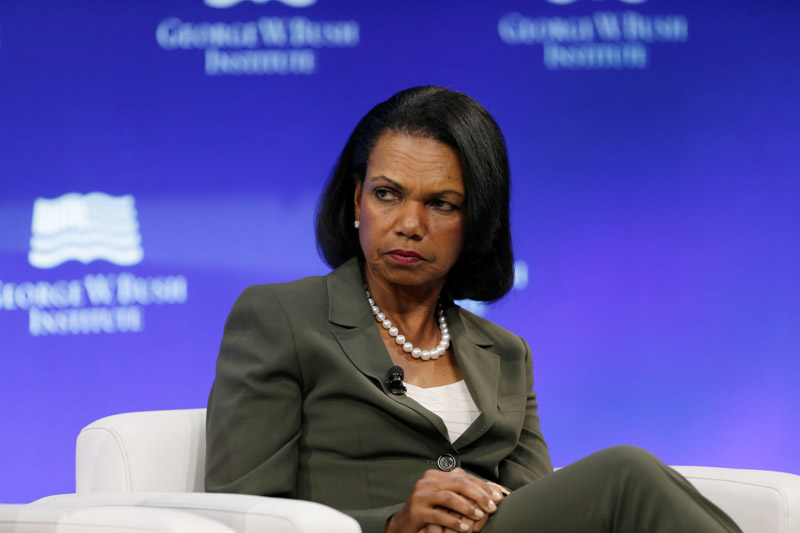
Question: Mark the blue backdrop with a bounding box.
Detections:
[1,0,798,503]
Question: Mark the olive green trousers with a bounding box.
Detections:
[483,446,742,533]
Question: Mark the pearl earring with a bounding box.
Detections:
[354,220,360,229]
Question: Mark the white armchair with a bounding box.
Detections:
[15,409,800,532]
[0,503,237,533]
[26,409,360,533]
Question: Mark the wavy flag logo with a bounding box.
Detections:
[28,192,144,269]
[205,0,316,8]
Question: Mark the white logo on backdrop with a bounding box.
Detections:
[206,0,316,7]
[28,192,144,269]
[156,14,359,76]
[498,8,687,70]
[1,192,188,337]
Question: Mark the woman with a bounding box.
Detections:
[205,86,741,533]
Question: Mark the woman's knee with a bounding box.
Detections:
[556,445,675,496]
[589,445,667,477]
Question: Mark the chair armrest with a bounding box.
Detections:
[0,503,235,533]
[34,492,361,533]
[76,409,207,493]
[672,466,800,533]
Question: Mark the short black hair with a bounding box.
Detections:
[315,85,514,302]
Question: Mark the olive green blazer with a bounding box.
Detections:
[205,258,553,533]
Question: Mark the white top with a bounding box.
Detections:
[404,380,480,443]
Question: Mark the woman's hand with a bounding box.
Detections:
[385,468,505,533]
[414,510,489,533]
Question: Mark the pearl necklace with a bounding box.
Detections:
[365,288,451,360]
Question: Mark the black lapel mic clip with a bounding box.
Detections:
[385,365,406,395]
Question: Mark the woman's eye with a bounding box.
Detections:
[375,189,397,201]
[433,200,457,211]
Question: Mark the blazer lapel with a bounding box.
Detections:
[327,258,393,385]
[326,259,452,440]
[448,307,500,449]
[325,260,498,445]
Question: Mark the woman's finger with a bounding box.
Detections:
[430,469,502,515]
[428,505,474,532]
[486,481,511,497]
[472,512,490,532]
[426,489,487,522]
[450,509,478,533]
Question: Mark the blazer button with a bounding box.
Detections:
[437,454,457,472]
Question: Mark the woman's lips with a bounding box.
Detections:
[386,249,424,264]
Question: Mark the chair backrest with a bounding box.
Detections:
[76,409,207,493]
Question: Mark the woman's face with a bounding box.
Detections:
[354,131,466,293]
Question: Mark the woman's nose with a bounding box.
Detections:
[395,202,425,240]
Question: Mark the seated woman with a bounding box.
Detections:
[205,86,741,533]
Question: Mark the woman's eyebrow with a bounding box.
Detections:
[370,175,464,199]
[434,189,465,199]
[370,175,405,190]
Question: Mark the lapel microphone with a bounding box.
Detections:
[385,365,406,395]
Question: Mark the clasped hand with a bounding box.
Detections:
[385,468,507,533]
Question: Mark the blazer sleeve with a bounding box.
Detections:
[205,285,404,533]
[205,285,303,497]
[498,337,554,489]
[342,504,405,533]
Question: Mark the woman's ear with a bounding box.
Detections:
[353,175,362,221]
